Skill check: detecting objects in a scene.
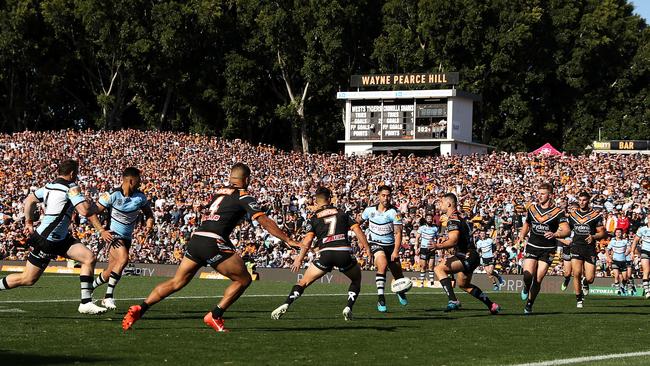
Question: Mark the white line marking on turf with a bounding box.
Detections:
[0,291,445,304]
[511,351,650,366]
[0,306,26,313]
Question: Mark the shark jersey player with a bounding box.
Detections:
[414,213,439,287]
[0,160,113,314]
[271,187,372,320]
[607,228,631,295]
[432,193,501,314]
[567,191,606,308]
[631,213,650,299]
[515,183,570,314]
[475,229,504,291]
[92,167,154,310]
[123,163,300,332]
[360,185,408,312]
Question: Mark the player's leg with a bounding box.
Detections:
[484,263,497,290]
[434,256,464,310]
[562,259,572,291]
[571,258,585,307]
[626,265,635,294]
[65,243,107,314]
[341,264,362,320]
[427,256,436,287]
[524,259,550,313]
[273,263,327,320]
[123,257,201,329]
[612,268,621,295]
[99,241,130,309]
[418,256,427,287]
[642,258,650,299]
[373,247,389,312]
[210,254,252,317]
[521,257,538,301]
[456,271,500,314]
[0,261,45,290]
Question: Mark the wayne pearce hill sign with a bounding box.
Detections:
[350,72,459,88]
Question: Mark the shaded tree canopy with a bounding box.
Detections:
[0,0,647,153]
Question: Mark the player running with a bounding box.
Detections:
[630,213,650,299]
[122,163,300,332]
[475,229,504,291]
[432,193,501,314]
[0,160,113,314]
[515,183,570,314]
[92,167,154,310]
[558,236,573,291]
[271,187,372,320]
[414,213,438,288]
[607,228,630,295]
[567,192,606,308]
[360,185,408,312]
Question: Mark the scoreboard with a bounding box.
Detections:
[349,101,447,140]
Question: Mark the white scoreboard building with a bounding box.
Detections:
[337,73,490,156]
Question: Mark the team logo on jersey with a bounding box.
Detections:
[100,192,110,202]
[249,202,261,211]
[394,213,402,221]
[116,198,123,206]
[68,187,81,197]
[369,212,376,218]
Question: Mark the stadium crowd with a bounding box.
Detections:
[0,130,648,278]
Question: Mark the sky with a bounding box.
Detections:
[632,0,650,21]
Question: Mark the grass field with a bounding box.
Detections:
[1,273,649,366]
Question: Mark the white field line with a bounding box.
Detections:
[0,291,446,304]
[510,351,650,366]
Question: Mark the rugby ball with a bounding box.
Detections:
[391,277,413,293]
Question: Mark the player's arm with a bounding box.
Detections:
[351,223,372,262]
[392,224,402,261]
[22,192,41,235]
[624,241,631,257]
[414,231,421,254]
[141,204,155,236]
[556,237,571,246]
[545,221,570,240]
[68,187,113,242]
[256,214,300,248]
[587,224,607,244]
[290,232,314,273]
[515,221,530,249]
[433,230,459,250]
[630,235,640,255]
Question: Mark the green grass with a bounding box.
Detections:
[0,273,648,366]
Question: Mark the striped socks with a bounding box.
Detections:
[80,275,93,304]
[105,272,121,299]
[375,273,386,297]
[93,273,108,289]
[0,277,8,290]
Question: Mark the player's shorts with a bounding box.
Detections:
[611,260,627,271]
[455,251,480,275]
[109,237,133,250]
[570,245,597,265]
[313,249,357,273]
[419,248,435,261]
[561,245,571,261]
[480,256,496,266]
[27,233,78,270]
[626,260,632,268]
[641,250,650,260]
[184,232,234,267]
[370,242,397,261]
[524,245,556,265]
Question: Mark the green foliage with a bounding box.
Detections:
[0,0,646,152]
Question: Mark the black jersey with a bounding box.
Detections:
[304,205,359,250]
[197,187,264,244]
[447,211,475,254]
[568,209,603,246]
[526,204,567,249]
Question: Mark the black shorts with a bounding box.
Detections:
[110,237,133,250]
[27,233,78,270]
[419,248,435,261]
[524,246,556,265]
[561,245,571,261]
[641,250,650,260]
[570,245,597,265]
[313,250,357,273]
[456,251,480,275]
[370,242,396,261]
[480,256,496,266]
[184,233,235,267]
[612,260,627,271]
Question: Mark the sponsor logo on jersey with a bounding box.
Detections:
[531,222,550,234]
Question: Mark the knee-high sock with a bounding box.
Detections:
[376,273,386,297]
[526,278,542,308]
[347,282,360,309]
[93,273,108,289]
[105,272,121,298]
[440,277,457,302]
[284,284,304,306]
[80,275,93,304]
[467,285,494,308]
